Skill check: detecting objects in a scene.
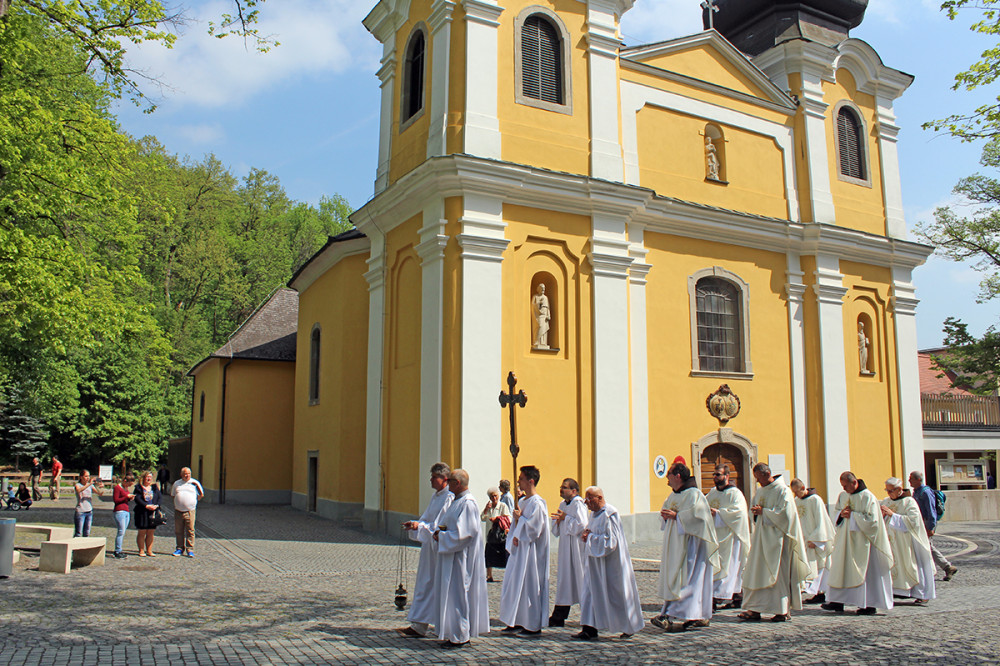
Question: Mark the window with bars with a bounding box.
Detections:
[521,15,563,105]
[696,278,742,373]
[837,107,866,181]
[309,326,321,403]
[401,30,425,124]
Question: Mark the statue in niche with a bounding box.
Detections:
[705,135,720,181]
[532,283,551,350]
[858,321,871,374]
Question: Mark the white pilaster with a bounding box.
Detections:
[362,230,387,512]
[892,266,925,479]
[427,1,455,158]
[458,193,509,503]
[813,253,850,497]
[584,1,628,182]
[373,44,397,195]
[628,222,651,513]
[416,199,448,509]
[462,0,502,159]
[876,95,907,239]
[786,253,809,485]
[590,213,634,509]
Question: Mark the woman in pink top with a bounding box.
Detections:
[112,475,134,559]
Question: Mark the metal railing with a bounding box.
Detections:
[921,393,1000,430]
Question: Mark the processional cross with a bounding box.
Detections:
[701,0,719,30]
[498,371,527,508]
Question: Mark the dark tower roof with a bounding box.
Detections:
[705,0,868,56]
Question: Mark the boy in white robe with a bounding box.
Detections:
[574,486,644,641]
[433,469,489,647]
[653,462,720,633]
[499,465,550,634]
[822,471,894,616]
[739,464,810,622]
[706,464,749,611]
[549,477,588,627]
[397,462,453,638]
[791,478,835,604]
[880,477,935,604]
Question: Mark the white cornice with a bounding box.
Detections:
[289,236,371,292]
[350,155,933,271]
[834,39,913,99]
[622,30,796,110]
[363,0,411,43]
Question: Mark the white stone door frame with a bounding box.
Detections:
[691,427,759,499]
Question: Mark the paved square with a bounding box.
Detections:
[3,496,998,664]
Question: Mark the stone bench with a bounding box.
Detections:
[15,523,74,541]
[39,537,106,574]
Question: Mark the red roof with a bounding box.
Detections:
[918,349,974,396]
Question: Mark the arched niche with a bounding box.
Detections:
[691,428,759,501]
[704,123,727,183]
[530,270,559,351]
[857,311,876,377]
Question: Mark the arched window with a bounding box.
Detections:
[515,9,571,114]
[199,392,205,422]
[688,267,753,376]
[401,29,426,125]
[309,324,321,404]
[837,106,866,181]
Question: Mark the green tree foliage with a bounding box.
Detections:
[926,1,1000,140]
[931,317,1000,394]
[0,383,49,469]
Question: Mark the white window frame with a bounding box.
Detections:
[833,100,872,188]
[514,6,573,115]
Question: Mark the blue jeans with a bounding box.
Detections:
[114,510,130,552]
[74,510,93,537]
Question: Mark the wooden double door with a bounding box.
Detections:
[700,442,746,498]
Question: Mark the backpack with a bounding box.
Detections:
[932,488,946,519]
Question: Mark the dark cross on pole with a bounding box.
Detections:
[702,0,719,30]
[498,371,527,508]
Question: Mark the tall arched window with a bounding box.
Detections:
[401,29,426,125]
[199,392,205,422]
[837,106,866,181]
[309,325,321,404]
[515,9,571,113]
[688,267,752,377]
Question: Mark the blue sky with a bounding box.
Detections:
[113,0,998,349]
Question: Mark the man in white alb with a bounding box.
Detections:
[171,467,204,558]
[822,471,894,616]
[433,469,489,648]
[706,464,749,611]
[500,465,550,635]
[574,487,644,641]
[549,477,588,627]
[881,477,935,605]
[739,463,810,622]
[791,478,835,604]
[653,462,720,632]
[397,462,453,639]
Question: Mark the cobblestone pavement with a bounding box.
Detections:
[3,495,999,664]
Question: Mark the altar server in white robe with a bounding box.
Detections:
[880,477,935,604]
[822,471,894,615]
[705,464,750,610]
[397,462,453,638]
[499,465,550,635]
[549,477,588,627]
[739,464,810,622]
[574,487,644,641]
[433,469,489,647]
[791,478,836,604]
[653,462,721,633]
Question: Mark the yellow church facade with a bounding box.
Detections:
[193,0,932,531]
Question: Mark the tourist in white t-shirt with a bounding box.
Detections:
[171,467,204,558]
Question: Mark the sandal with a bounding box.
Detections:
[771,614,789,622]
[737,611,761,622]
[717,601,738,610]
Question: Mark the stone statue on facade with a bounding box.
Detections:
[706,135,720,181]
[858,321,870,374]
[532,283,551,350]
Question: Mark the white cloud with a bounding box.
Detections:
[124,0,379,108]
[173,123,226,145]
[620,0,704,47]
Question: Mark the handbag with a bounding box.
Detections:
[151,508,166,527]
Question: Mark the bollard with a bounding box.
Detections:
[0,517,14,577]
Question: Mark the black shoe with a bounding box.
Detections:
[804,593,825,604]
[821,602,844,613]
[501,625,521,634]
[856,607,877,616]
[113,551,128,559]
[441,641,468,649]
[548,618,565,627]
[572,631,596,641]
[519,629,542,636]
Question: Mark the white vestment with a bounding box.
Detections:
[706,485,750,601]
[551,495,588,606]
[657,486,721,622]
[407,487,454,628]
[742,477,811,615]
[828,485,894,610]
[580,503,644,635]
[881,496,935,600]
[436,490,490,643]
[796,491,835,595]
[499,493,550,631]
